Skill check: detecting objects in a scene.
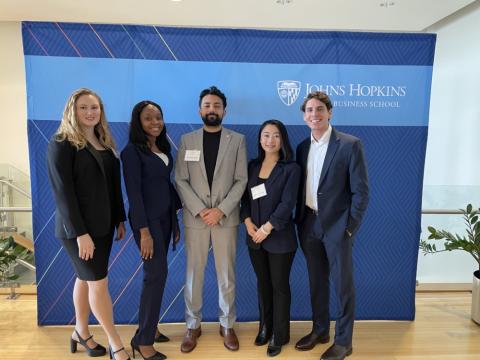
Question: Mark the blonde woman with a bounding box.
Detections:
[46,88,130,360]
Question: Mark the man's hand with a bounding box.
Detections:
[200,207,224,226]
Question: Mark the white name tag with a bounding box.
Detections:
[185,150,201,162]
[251,183,267,200]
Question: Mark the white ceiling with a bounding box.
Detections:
[0,0,476,31]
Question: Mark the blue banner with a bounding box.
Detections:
[23,21,436,325]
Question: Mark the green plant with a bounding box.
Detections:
[420,204,480,272]
[0,235,31,282]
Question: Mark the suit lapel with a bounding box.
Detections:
[265,162,282,188]
[318,128,340,187]
[213,128,232,177]
[86,142,106,179]
[300,139,310,169]
[248,162,262,223]
[249,162,262,193]
[299,139,311,207]
[195,129,208,182]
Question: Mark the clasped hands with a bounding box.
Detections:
[199,207,224,227]
[244,217,273,244]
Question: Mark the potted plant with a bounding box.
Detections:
[0,235,30,283]
[419,204,480,324]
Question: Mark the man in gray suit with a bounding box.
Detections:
[175,86,248,353]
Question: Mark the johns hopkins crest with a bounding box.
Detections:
[277,80,301,106]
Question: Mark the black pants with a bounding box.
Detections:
[133,218,170,345]
[248,247,295,345]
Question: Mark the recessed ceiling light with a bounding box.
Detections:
[379,1,395,7]
[276,0,293,5]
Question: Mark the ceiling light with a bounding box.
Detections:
[276,0,293,5]
[379,1,395,7]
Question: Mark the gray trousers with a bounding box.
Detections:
[184,226,237,329]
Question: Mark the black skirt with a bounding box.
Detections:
[60,231,114,281]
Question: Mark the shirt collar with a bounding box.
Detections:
[311,125,332,146]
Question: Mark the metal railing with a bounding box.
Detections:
[0,179,31,199]
[422,209,463,215]
[0,166,35,296]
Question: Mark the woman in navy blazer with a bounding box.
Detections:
[121,101,181,360]
[241,119,300,357]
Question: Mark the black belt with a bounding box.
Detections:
[305,206,318,216]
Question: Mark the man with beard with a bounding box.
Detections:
[175,86,248,353]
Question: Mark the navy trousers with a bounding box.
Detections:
[133,218,170,345]
[298,211,355,347]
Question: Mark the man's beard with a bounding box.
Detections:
[202,113,223,127]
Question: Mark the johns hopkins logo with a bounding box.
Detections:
[277,80,301,106]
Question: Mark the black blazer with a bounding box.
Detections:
[240,159,300,254]
[46,137,126,240]
[121,143,182,245]
[296,127,369,240]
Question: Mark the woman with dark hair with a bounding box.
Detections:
[241,119,301,357]
[121,100,181,360]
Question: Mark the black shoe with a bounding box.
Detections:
[320,343,353,360]
[154,330,170,343]
[267,344,282,357]
[130,338,166,360]
[70,329,106,357]
[266,335,287,357]
[295,331,330,351]
[254,324,271,346]
[109,346,131,360]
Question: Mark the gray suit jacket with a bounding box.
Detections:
[175,127,248,229]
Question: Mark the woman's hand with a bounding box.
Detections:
[244,217,258,238]
[173,226,180,244]
[115,222,126,240]
[252,222,273,244]
[139,227,154,260]
[77,234,95,260]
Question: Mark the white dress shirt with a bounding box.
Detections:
[306,125,332,211]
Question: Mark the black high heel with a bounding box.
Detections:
[130,337,166,360]
[154,330,170,343]
[70,329,106,357]
[109,345,131,360]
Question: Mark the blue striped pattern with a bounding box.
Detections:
[22,22,436,65]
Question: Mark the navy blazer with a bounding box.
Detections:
[241,159,300,254]
[296,127,369,240]
[46,138,126,240]
[121,143,181,246]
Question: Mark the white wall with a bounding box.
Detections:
[417,2,480,284]
[0,22,29,175]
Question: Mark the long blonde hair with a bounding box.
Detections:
[55,88,116,150]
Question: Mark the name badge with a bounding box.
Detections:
[251,183,267,200]
[185,150,201,162]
